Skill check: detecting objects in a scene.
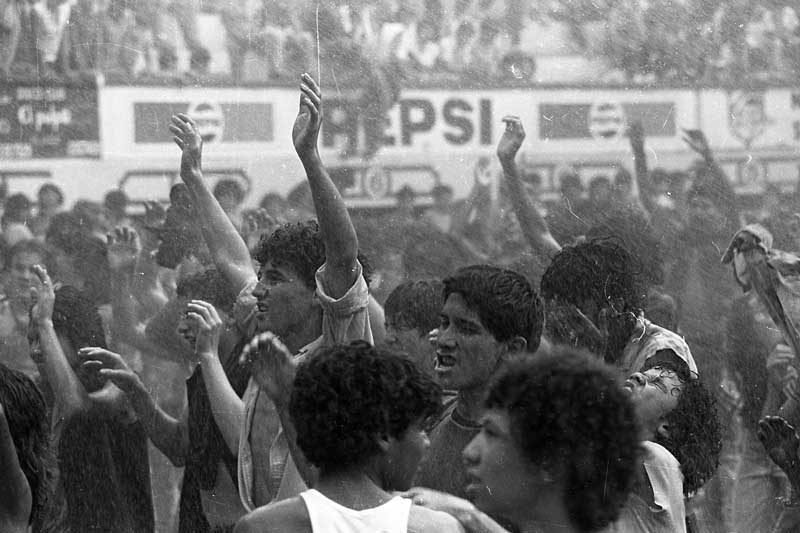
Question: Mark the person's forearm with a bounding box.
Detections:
[300,151,359,298]
[198,351,244,455]
[631,137,655,215]
[36,320,87,419]
[128,383,189,466]
[273,394,319,487]
[0,406,30,520]
[110,268,145,347]
[500,158,561,259]
[181,168,255,293]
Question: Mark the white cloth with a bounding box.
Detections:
[300,489,411,533]
[603,441,686,533]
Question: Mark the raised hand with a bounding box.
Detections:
[242,208,278,238]
[292,73,322,160]
[186,300,223,358]
[240,332,297,405]
[682,128,711,159]
[169,113,203,178]
[497,115,525,165]
[79,347,144,396]
[143,201,167,227]
[546,300,609,358]
[29,265,55,325]
[106,226,141,271]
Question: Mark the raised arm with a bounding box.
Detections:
[628,121,655,215]
[30,265,87,421]
[170,114,255,294]
[79,347,190,466]
[187,300,244,455]
[683,129,739,221]
[0,402,32,529]
[497,116,561,260]
[293,74,359,298]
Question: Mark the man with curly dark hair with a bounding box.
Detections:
[169,73,381,512]
[0,363,55,533]
[605,362,722,532]
[234,341,464,533]
[413,264,543,505]
[404,347,640,533]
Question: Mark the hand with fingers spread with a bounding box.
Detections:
[240,332,297,406]
[186,300,223,359]
[79,347,145,397]
[107,226,142,271]
[170,113,203,178]
[292,73,323,160]
[497,115,525,165]
[29,265,55,325]
[242,208,278,238]
[682,128,712,159]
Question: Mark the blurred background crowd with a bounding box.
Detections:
[2,0,800,85]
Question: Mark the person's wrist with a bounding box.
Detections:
[35,316,54,328]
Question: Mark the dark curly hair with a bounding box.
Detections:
[176,268,236,314]
[290,341,441,472]
[654,375,722,495]
[485,347,640,532]
[253,220,372,289]
[443,265,543,351]
[384,279,444,335]
[0,363,54,529]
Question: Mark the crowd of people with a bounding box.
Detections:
[0,70,799,533]
[5,0,800,85]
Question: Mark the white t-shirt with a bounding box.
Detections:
[300,489,411,533]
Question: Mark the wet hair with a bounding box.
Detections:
[541,238,647,315]
[485,347,639,532]
[290,341,441,471]
[154,198,209,270]
[3,193,32,225]
[52,285,107,351]
[213,179,245,205]
[586,208,664,287]
[443,265,543,351]
[103,189,128,214]
[653,373,722,495]
[38,183,64,206]
[259,192,286,211]
[253,220,372,289]
[384,279,444,335]
[0,364,54,528]
[175,268,236,314]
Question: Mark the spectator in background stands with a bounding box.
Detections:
[440,20,476,73]
[0,0,22,75]
[30,183,64,239]
[133,0,209,74]
[2,194,33,247]
[469,18,510,79]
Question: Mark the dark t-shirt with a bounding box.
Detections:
[414,405,478,500]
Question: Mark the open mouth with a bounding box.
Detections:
[435,353,457,369]
[256,303,269,314]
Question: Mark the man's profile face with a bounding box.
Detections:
[252,261,316,337]
[435,293,503,391]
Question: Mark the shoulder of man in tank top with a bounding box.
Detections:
[233,496,311,533]
[409,503,468,533]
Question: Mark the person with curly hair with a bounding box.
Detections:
[605,361,722,532]
[26,266,153,532]
[413,264,543,508]
[404,347,640,533]
[0,363,55,533]
[169,73,382,512]
[234,341,464,533]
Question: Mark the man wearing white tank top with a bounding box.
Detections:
[234,342,464,533]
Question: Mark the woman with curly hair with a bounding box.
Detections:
[234,341,464,533]
[0,363,55,532]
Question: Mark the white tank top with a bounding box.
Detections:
[299,489,412,533]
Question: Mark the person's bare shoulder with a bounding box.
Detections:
[408,504,467,532]
[234,497,311,533]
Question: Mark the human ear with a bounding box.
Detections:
[506,336,527,355]
[656,420,671,440]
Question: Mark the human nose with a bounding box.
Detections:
[629,372,647,388]
[252,280,268,299]
[437,326,456,349]
[462,434,480,467]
